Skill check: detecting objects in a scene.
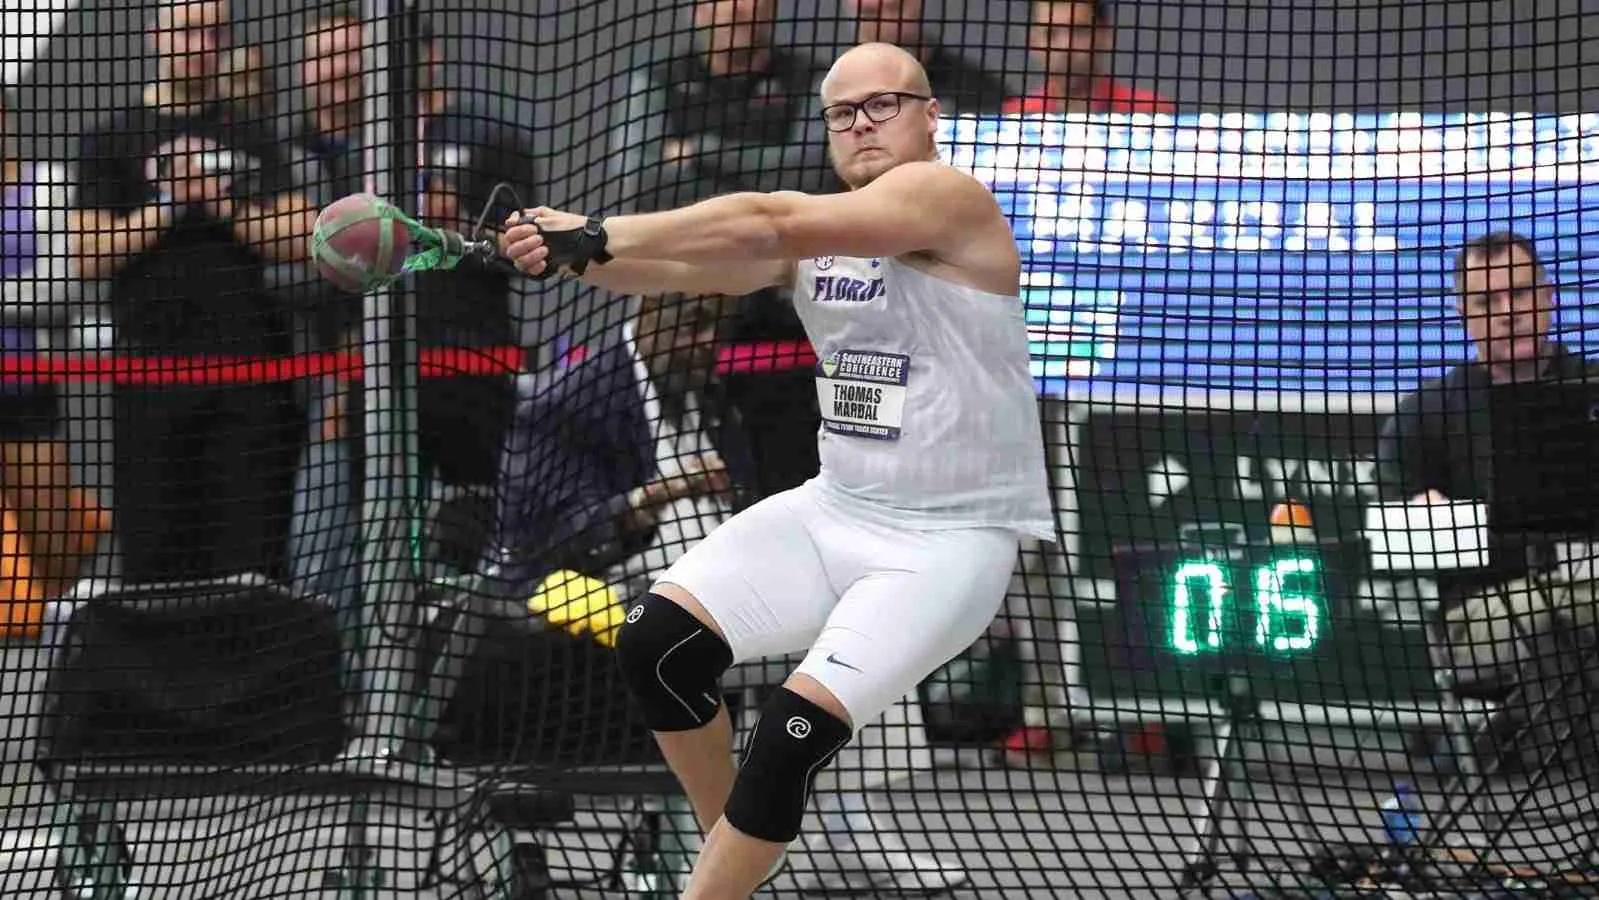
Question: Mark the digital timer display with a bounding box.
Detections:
[1096,536,1439,704]
[1169,556,1323,657]
[1106,539,1356,676]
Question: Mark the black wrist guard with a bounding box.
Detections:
[532,213,614,279]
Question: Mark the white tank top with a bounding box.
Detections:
[790,255,1056,542]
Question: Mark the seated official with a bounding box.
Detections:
[1377,231,1599,691]
[490,293,754,601]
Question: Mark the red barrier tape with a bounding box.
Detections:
[717,340,818,374]
[0,341,818,385]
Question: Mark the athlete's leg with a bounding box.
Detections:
[681,523,1020,900]
[613,488,837,834]
[794,524,1020,746]
[637,582,739,835]
[684,675,853,900]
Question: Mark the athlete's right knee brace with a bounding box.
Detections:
[614,592,734,732]
[724,687,853,843]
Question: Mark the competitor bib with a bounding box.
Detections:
[816,349,909,440]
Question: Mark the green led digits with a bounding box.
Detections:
[1255,557,1320,653]
[1167,556,1323,656]
[1171,561,1228,654]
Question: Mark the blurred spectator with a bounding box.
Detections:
[289,14,538,603]
[293,6,366,203]
[283,5,369,371]
[610,0,836,204]
[284,4,371,610]
[0,91,110,631]
[608,0,830,498]
[1004,0,1174,114]
[992,0,1173,770]
[413,17,538,501]
[217,45,276,124]
[844,0,1012,113]
[491,294,752,600]
[66,0,313,584]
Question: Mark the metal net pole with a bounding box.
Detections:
[351,0,425,760]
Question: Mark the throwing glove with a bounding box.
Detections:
[527,212,614,279]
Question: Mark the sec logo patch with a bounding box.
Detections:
[814,256,835,270]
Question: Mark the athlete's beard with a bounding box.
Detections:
[835,139,940,189]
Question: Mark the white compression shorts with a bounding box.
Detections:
[656,479,1019,734]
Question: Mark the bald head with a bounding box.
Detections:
[821,42,931,104]
[819,42,940,190]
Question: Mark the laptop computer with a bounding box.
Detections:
[1488,380,1599,537]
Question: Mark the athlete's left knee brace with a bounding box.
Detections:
[723,687,853,843]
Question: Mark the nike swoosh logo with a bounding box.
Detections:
[826,653,862,673]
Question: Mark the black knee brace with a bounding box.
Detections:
[724,687,853,844]
[614,592,733,732]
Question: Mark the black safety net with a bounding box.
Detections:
[0,1,1596,898]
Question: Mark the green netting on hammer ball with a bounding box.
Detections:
[312,195,473,294]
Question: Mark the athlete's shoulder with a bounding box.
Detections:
[874,163,1015,273]
[874,161,1002,219]
[878,159,988,189]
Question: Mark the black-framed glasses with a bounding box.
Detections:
[820,91,933,132]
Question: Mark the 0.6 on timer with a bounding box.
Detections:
[1167,555,1324,657]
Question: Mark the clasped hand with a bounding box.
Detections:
[626,452,733,530]
[147,135,235,218]
[499,206,588,278]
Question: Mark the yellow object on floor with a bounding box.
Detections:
[528,570,625,648]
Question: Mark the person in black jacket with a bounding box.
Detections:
[1377,231,1599,692]
[608,0,835,206]
[607,0,832,500]
[284,5,372,613]
[68,0,313,584]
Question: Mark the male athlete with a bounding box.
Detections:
[501,42,1054,900]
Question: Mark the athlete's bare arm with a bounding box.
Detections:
[502,162,1018,296]
[556,256,793,300]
